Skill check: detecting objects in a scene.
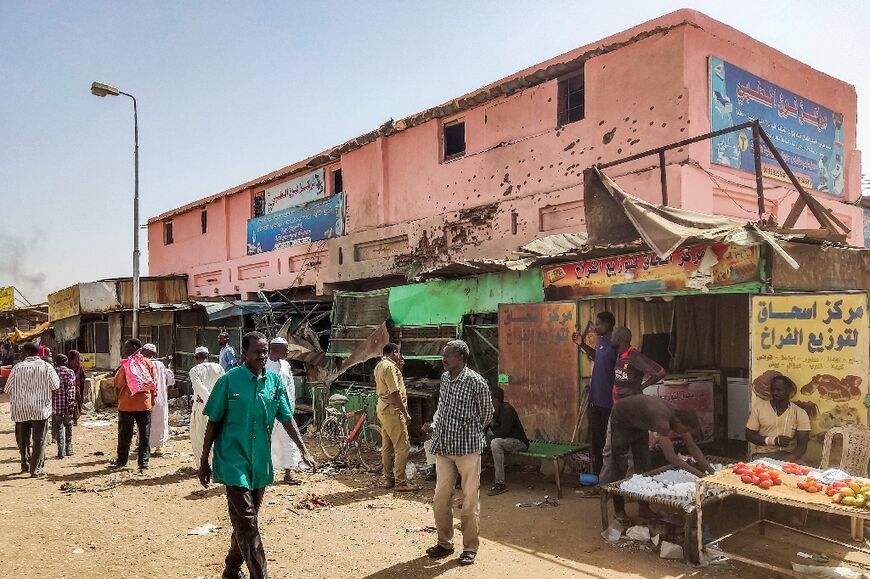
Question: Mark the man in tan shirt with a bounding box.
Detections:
[375,343,418,491]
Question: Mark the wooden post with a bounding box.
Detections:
[659,150,668,206]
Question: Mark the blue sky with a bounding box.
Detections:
[1,1,867,302]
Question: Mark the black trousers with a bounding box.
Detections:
[607,421,652,513]
[588,404,611,475]
[225,486,267,579]
[15,419,48,474]
[117,410,152,468]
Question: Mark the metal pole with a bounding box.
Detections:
[121,91,140,340]
[751,121,765,219]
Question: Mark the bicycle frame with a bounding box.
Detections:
[345,407,368,444]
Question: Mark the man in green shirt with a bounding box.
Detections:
[199,331,315,579]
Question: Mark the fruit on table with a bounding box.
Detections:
[733,461,782,490]
[783,463,811,476]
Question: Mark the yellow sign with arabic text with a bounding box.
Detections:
[0,287,13,311]
[750,293,869,463]
[48,285,81,321]
[80,353,96,369]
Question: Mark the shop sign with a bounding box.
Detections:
[247,192,346,255]
[264,169,326,214]
[542,243,759,300]
[710,56,846,195]
[0,286,13,311]
[750,293,869,462]
[48,284,81,321]
[80,353,96,369]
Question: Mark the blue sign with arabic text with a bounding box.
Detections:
[247,192,346,255]
[710,57,845,195]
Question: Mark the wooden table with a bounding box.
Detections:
[696,470,870,575]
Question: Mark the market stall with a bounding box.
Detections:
[697,462,870,575]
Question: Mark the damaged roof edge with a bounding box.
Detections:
[148,15,702,224]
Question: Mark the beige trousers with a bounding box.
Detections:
[434,453,481,553]
[378,407,410,484]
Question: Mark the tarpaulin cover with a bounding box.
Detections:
[53,315,81,342]
[388,269,545,326]
[195,301,272,321]
[585,167,745,259]
[5,321,50,344]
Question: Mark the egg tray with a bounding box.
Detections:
[601,455,735,513]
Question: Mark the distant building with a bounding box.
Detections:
[148,9,864,299]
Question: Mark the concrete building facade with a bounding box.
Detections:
[148,9,863,298]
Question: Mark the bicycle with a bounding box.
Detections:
[318,385,383,472]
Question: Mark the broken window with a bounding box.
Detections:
[558,69,585,125]
[201,209,208,234]
[164,221,174,245]
[443,121,466,160]
[253,191,266,217]
[332,168,343,194]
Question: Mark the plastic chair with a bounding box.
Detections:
[820,425,870,477]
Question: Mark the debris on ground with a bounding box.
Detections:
[602,520,624,543]
[295,493,332,510]
[59,479,122,494]
[625,526,651,542]
[516,495,560,508]
[365,503,394,510]
[79,420,113,429]
[168,411,190,427]
[187,523,219,536]
[408,525,436,533]
[659,541,684,559]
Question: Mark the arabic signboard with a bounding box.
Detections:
[48,285,81,321]
[264,169,326,214]
[542,243,759,300]
[710,56,846,195]
[80,353,96,369]
[498,302,579,441]
[644,377,715,444]
[750,294,869,462]
[0,287,14,311]
[247,192,346,255]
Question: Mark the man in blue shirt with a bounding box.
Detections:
[218,331,237,371]
[572,311,616,477]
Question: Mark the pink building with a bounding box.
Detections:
[148,9,863,298]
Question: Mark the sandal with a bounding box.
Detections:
[488,483,507,496]
[426,545,454,559]
[458,551,476,565]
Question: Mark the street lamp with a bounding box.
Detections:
[91,81,140,340]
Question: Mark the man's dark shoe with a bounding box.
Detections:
[221,569,246,579]
[458,551,476,565]
[488,483,507,496]
[426,544,454,559]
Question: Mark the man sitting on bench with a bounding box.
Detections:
[487,385,529,496]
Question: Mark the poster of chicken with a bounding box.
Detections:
[750,293,869,463]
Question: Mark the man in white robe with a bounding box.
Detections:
[141,343,175,456]
[188,346,224,464]
[266,337,302,484]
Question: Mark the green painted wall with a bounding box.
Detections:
[388,268,545,326]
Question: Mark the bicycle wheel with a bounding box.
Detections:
[319,415,347,461]
[356,424,383,473]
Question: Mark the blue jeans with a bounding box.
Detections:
[52,414,74,458]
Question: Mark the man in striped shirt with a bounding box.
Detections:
[5,342,60,477]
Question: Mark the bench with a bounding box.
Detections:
[514,440,590,498]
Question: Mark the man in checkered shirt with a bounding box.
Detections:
[423,339,494,567]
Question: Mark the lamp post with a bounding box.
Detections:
[91,81,140,340]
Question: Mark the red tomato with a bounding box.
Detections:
[797,481,807,490]
[741,474,754,484]
[770,470,781,478]
[758,472,772,482]
[807,486,819,493]
[800,468,811,475]
[759,480,772,490]
[773,478,782,485]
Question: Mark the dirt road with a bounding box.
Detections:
[0,397,761,578]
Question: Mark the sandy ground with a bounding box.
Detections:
[0,395,775,579]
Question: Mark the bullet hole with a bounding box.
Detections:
[678,94,683,99]
[503,173,509,183]
[630,139,640,145]
[503,185,513,196]
[649,121,654,126]
[467,178,471,182]
[677,147,684,153]
[526,173,531,178]
[571,151,575,155]
[649,106,655,110]
[598,120,606,126]
[687,120,691,124]
[632,119,637,124]
[446,184,450,188]
[538,178,542,182]
[680,128,686,132]
[661,123,667,128]
[603,128,617,144]
[558,161,564,166]
[589,146,594,151]
[678,116,683,120]
[597,156,602,160]
[563,142,575,151]
[549,164,554,168]
[523,180,528,186]
[547,98,552,102]
[540,166,545,170]
[531,149,535,152]
[617,148,622,154]
[556,131,561,137]
[624,117,629,122]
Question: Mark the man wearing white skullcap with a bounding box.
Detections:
[140,344,175,456]
[266,337,302,484]
[189,346,224,464]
